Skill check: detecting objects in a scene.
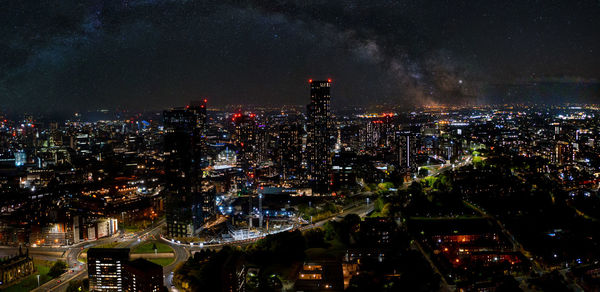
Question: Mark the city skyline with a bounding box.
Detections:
[2,1,600,292]
[2,96,600,291]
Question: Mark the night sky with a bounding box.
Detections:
[1,0,599,113]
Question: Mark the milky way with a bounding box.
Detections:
[1,0,599,113]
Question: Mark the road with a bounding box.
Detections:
[158,158,472,290]
[158,198,375,291]
[29,219,165,292]
[1,202,374,292]
[161,238,190,291]
[304,202,374,229]
[13,157,471,291]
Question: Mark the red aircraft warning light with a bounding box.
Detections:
[327,78,332,83]
[308,79,312,83]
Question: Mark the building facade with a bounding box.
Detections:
[123,258,163,292]
[163,101,214,238]
[0,248,34,287]
[88,248,130,292]
[397,133,417,174]
[306,80,332,194]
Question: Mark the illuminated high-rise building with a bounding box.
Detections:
[189,99,208,131]
[364,120,384,149]
[163,100,214,238]
[189,99,209,167]
[306,79,332,193]
[554,141,574,165]
[123,258,163,292]
[277,123,303,180]
[255,123,272,165]
[232,112,257,170]
[88,248,129,292]
[397,132,417,174]
[163,106,197,238]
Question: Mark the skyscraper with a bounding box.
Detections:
[306,79,332,194]
[88,248,130,292]
[397,132,417,174]
[554,140,574,165]
[277,123,303,180]
[163,100,214,238]
[232,112,257,170]
[189,99,209,168]
[123,258,163,292]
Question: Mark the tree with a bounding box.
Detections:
[322,202,338,213]
[374,197,385,213]
[408,181,423,196]
[343,214,361,229]
[49,260,68,278]
[304,228,327,248]
[380,203,392,218]
[377,182,394,191]
[245,230,306,264]
[323,221,337,241]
